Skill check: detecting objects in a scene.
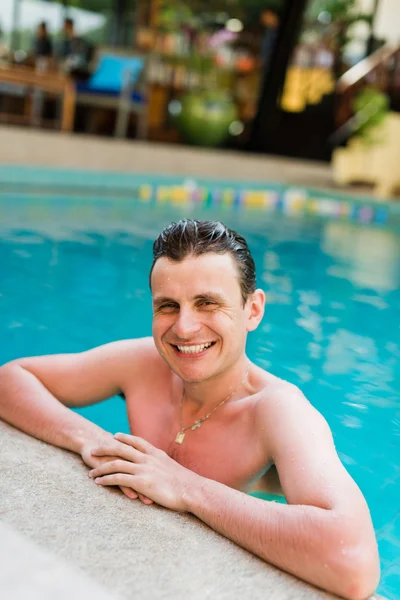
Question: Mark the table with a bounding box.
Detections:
[0,64,76,132]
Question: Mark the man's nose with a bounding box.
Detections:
[172,308,201,340]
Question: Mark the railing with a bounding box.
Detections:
[336,43,400,129]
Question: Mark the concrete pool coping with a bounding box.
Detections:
[0,420,384,600]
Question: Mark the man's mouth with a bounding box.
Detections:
[171,342,216,355]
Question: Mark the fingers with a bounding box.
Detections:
[121,486,138,499]
[120,488,153,504]
[89,460,153,504]
[89,434,157,506]
[114,433,156,455]
[138,494,154,505]
[120,488,152,504]
[93,473,137,489]
[89,459,138,478]
[91,440,142,463]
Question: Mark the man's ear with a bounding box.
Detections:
[246,289,265,332]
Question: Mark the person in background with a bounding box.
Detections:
[260,8,280,70]
[56,17,93,75]
[32,21,53,59]
[57,17,76,61]
[0,22,8,60]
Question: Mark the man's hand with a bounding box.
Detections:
[88,433,198,511]
[80,438,152,504]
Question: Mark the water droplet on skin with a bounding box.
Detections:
[339,539,344,545]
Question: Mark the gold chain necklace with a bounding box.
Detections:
[175,362,250,444]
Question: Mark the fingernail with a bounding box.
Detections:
[95,478,100,483]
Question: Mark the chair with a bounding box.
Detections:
[75,50,149,139]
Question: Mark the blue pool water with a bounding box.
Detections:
[0,193,399,597]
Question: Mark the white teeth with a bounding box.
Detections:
[176,342,213,354]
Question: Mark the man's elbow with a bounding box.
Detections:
[333,545,380,600]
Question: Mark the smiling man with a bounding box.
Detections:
[0,220,379,599]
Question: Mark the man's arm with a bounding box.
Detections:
[183,384,380,600]
[85,383,380,598]
[0,339,148,454]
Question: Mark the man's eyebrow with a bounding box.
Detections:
[152,293,226,306]
[194,292,226,303]
[152,296,177,307]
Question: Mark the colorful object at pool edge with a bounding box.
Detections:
[137,181,389,226]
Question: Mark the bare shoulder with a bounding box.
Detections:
[114,337,171,391]
[112,336,158,361]
[254,371,332,446]
[256,371,324,418]
[110,336,164,378]
[253,370,364,512]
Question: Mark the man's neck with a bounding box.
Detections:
[181,357,250,414]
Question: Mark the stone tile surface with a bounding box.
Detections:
[1,522,116,600]
[0,125,336,191]
[0,420,352,600]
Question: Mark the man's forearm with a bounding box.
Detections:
[183,476,377,600]
[0,363,110,454]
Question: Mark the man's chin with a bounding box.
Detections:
[168,355,215,383]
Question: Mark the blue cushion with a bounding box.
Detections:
[76,80,145,103]
[86,55,144,93]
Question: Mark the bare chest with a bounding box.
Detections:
[124,389,269,491]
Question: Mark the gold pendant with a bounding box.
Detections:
[175,431,185,444]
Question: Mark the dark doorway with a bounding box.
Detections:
[248,0,335,162]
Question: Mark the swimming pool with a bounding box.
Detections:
[0,191,399,598]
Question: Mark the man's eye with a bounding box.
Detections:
[159,303,178,310]
[200,301,216,307]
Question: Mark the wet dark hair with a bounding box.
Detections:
[150,219,256,304]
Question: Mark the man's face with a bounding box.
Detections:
[151,252,263,383]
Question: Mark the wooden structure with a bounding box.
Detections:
[332,43,400,198]
[0,64,76,132]
[336,43,400,128]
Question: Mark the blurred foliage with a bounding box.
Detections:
[352,86,390,145]
[307,0,373,43]
[159,0,284,30]
[53,0,114,11]
[304,0,374,76]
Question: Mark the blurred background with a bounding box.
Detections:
[0,0,399,185]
